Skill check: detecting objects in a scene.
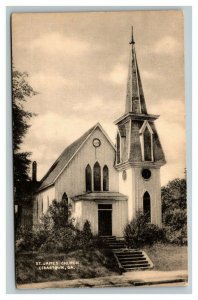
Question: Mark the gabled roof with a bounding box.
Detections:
[38,123,115,191]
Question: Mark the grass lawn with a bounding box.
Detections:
[142,243,188,271]
[16,248,119,284]
[16,243,188,284]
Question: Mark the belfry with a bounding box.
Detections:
[114,27,166,225]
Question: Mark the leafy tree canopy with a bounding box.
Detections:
[161,177,187,244]
[162,178,187,212]
[12,69,37,185]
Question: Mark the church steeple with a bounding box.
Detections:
[114,28,166,229]
[114,28,166,167]
[125,27,147,114]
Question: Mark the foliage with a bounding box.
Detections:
[47,199,74,229]
[161,178,187,245]
[124,212,165,248]
[82,220,93,240]
[162,178,187,212]
[12,69,37,188]
[16,200,100,253]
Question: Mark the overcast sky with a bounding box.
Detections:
[12,11,185,186]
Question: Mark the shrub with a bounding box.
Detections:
[48,199,74,229]
[15,226,34,252]
[16,202,102,253]
[124,212,165,248]
[82,220,93,240]
[39,226,79,252]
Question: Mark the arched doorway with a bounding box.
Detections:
[143,191,151,222]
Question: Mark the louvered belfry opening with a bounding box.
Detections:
[144,127,152,161]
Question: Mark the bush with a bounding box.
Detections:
[16,198,102,254]
[124,212,165,248]
[82,220,93,240]
[40,222,95,253]
[15,226,34,252]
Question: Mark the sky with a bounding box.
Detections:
[12,11,186,186]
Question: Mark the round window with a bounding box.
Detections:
[142,169,151,180]
[92,138,101,148]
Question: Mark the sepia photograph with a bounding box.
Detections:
[11,10,187,289]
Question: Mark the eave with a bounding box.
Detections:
[114,160,166,171]
[114,112,159,125]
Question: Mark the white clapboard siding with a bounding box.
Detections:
[119,166,161,226]
[55,127,119,199]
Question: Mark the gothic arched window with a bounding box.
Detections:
[85,164,92,192]
[116,133,121,164]
[62,192,68,206]
[62,192,69,222]
[103,165,109,191]
[143,191,151,222]
[93,162,101,191]
[144,127,152,161]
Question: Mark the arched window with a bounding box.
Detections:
[143,191,151,222]
[103,165,109,191]
[62,192,68,206]
[85,164,92,192]
[62,192,69,222]
[144,127,152,161]
[116,133,121,164]
[93,162,101,191]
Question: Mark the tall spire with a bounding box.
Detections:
[129,26,135,45]
[125,27,147,114]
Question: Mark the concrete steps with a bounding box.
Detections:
[114,249,153,272]
[100,236,153,272]
[100,236,127,250]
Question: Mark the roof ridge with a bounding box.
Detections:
[38,123,105,191]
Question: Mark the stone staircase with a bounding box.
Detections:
[101,236,153,272]
[113,249,153,272]
[100,235,127,249]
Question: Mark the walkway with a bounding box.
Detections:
[17,270,188,289]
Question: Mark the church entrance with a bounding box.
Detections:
[98,204,112,236]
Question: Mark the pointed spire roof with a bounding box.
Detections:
[125,27,147,114]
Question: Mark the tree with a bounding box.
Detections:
[47,199,74,229]
[161,177,187,244]
[12,69,37,185]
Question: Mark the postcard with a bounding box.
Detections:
[12,11,187,288]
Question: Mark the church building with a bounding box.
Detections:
[33,29,166,237]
